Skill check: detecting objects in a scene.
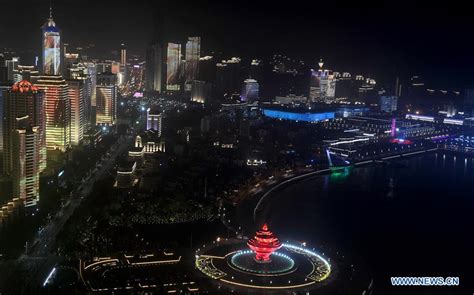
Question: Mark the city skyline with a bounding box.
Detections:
[1,0,474,88]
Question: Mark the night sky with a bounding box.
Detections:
[1,0,474,88]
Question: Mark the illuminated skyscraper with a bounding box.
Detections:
[42,6,61,75]
[241,79,259,102]
[3,81,45,206]
[146,108,162,136]
[67,80,85,145]
[32,75,70,151]
[96,72,117,125]
[185,37,201,91]
[166,43,182,91]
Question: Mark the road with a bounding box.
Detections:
[0,134,133,292]
[27,134,132,257]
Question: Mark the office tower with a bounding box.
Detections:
[64,53,79,68]
[12,120,41,207]
[146,43,164,92]
[3,81,45,207]
[241,79,259,102]
[42,7,61,75]
[67,80,85,145]
[146,108,162,136]
[32,75,70,151]
[215,57,241,98]
[5,57,19,81]
[166,43,182,91]
[380,95,398,112]
[96,72,117,125]
[184,37,201,91]
[309,60,336,103]
[0,84,13,154]
[120,43,127,66]
[0,55,7,83]
[13,65,39,83]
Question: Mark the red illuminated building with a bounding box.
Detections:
[247,224,282,262]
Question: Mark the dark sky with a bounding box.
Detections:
[1,0,474,88]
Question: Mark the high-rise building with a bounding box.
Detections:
[184,37,201,91]
[380,95,398,112]
[96,72,117,125]
[42,8,61,75]
[241,79,259,102]
[5,57,19,82]
[13,65,39,83]
[3,81,45,206]
[32,75,70,151]
[66,63,92,129]
[67,80,85,145]
[146,43,164,92]
[12,121,41,207]
[215,57,241,98]
[120,43,127,66]
[146,108,162,136]
[166,43,182,91]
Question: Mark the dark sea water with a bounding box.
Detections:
[243,152,474,294]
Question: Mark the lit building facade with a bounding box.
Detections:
[32,75,70,151]
[379,95,398,112]
[96,73,117,125]
[146,43,164,92]
[3,81,45,207]
[185,37,201,91]
[67,80,85,145]
[13,65,38,83]
[166,43,182,91]
[146,108,162,136]
[241,79,259,102]
[310,60,336,103]
[42,11,61,75]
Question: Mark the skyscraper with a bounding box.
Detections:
[166,43,182,91]
[96,72,117,125]
[146,43,164,92]
[185,37,201,91]
[120,43,127,66]
[32,75,70,151]
[3,80,45,207]
[42,7,61,75]
[67,79,85,145]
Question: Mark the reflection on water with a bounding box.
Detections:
[257,152,474,292]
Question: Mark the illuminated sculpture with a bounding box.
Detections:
[247,224,282,262]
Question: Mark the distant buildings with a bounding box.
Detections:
[380,95,398,112]
[96,72,117,125]
[3,81,45,207]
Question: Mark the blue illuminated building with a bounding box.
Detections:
[262,109,335,122]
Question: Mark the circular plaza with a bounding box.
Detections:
[195,224,331,290]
